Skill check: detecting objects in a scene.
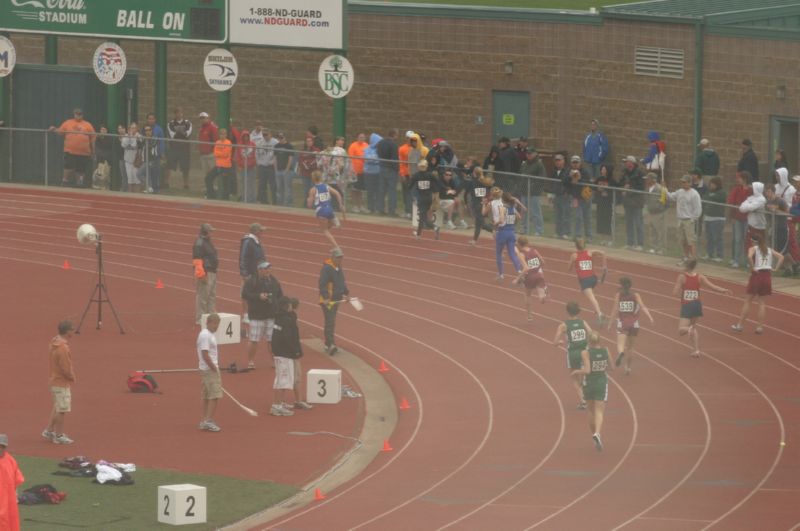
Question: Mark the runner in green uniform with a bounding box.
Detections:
[553,301,593,409]
[573,332,614,452]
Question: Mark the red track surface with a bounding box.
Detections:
[2,187,800,530]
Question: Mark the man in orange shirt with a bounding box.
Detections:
[0,434,24,531]
[49,108,95,188]
[205,128,234,200]
[347,133,368,213]
[42,320,76,445]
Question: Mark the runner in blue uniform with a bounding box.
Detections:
[307,170,345,248]
[491,190,526,282]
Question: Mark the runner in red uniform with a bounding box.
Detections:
[731,234,783,334]
[566,238,607,325]
[672,259,731,357]
[607,277,653,374]
[513,237,547,321]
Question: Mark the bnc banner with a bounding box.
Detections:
[229,0,345,50]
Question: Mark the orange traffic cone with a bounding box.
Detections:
[155,279,164,289]
[381,439,393,452]
[313,488,326,501]
[62,260,71,270]
[399,397,411,410]
[378,361,389,373]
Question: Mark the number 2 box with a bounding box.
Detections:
[307,369,342,404]
[158,484,206,525]
[200,313,241,345]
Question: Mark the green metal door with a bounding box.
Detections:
[10,64,137,184]
[492,90,530,142]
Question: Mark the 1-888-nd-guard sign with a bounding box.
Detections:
[318,55,353,99]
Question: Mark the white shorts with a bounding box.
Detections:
[248,319,274,342]
[439,199,455,210]
[273,356,295,390]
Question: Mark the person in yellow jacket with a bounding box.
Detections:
[43,321,77,445]
[205,128,235,200]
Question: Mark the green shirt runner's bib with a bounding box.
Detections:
[586,347,609,384]
[565,319,587,353]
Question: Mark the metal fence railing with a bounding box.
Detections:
[0,126,795,274]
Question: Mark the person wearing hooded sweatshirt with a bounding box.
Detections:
[642,131,666,180]
[402,132,429,224]
[364,132,383,214]
[772,168,800,271]
[739,181,767,259]
[728,171,752,268]
[251,125,278,205]
[235,130,257,202]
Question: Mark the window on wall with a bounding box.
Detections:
[634,46,685,79]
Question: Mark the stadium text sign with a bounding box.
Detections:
[0,0,228,43]
[229,0,345,50]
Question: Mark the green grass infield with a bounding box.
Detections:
[16,455,298,530]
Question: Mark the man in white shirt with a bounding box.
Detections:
[251,124,278,204]
[667,174,702,264]
[197,314,222,432]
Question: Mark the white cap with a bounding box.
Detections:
[198,112,209,118]
[405,130,415,139]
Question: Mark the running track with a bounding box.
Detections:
[1,187,799,530]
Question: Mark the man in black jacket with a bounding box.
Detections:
[270,296,312,415]
[242,261,283,369]
[737,138,760,182]
[376,128,400,216]
[192,223,218,325]
[319,248,350,355]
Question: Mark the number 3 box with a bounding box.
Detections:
[307,369,341,404]
[200,313,241,345]
[158,484,206,525]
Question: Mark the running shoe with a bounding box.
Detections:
[592,433,603,452]
[328,345,339,356]
[294,401,314,410]
[434,226,440,240]
[624,366,632,375]
[755,326,764,335]
[457,219,469,229]
[53,434,74,445]
[578,402,587,410]
[614,351,625,367]
[731,324,743,333]
[270,404,294,417]
[468,239,476,246]
[281,402,295,410]
[203,421,222,432]
[634,245,644,251]
[495,274,504,283]
[445,220,456,230]
[413,231,420,240]
[41,429,55,442]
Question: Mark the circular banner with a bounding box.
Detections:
[0,36,17,78]
[318,55,354,99]
[204,48,238,92]
[93,42,127,85]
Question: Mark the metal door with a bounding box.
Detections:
[492,90,530,143]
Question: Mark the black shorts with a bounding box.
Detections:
[64,153,91,173]
[579,275,598,291]
[352,173,366,191]
[680,300,703,319]
[167,146,190,173]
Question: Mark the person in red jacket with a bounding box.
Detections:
[727,171,752,268]
[197,112,219,175]
[235,129,258,202]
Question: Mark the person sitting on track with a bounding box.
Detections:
[566,238,607,325]
[513,236,548,321]
[572,331,613,452]
[731,233,783,335]
[672,259,731,357]
[553,301,594,410]
[409,160,440,240]
[607,277,654,375]
[490,189,526,282]
[307,169,345,248]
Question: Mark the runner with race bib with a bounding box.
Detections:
[513,236,548,321]
[566,238,607,325]
[606,277,654,374]
[672,259,731,357]
[553,301,594,410]
[732,233,783,335]
[490,189,526,282]
[572,332,614,452]
[465,167,494,245]
[307,170,346,248]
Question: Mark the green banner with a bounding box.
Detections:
[1,0,227,43]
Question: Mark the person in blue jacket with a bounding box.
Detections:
[583,119,609,179]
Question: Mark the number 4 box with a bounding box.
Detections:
[307,369,342,404]
[200,313,241,345]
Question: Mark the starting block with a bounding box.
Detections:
[201,312,240,345]
[157,484,206,525]
[307,369,342,404]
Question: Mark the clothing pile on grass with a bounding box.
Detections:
[53,455,136,485]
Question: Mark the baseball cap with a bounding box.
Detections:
[698,138,710,146]
[405,130,415,139]
[0,434,7,447]
[622,155,637,164]
[198,112,209,118]
[257,261,271,270]
[276,131,285,138]
[526,147,538,154]
[417,160,429,169]
[792,175,800,183]
[680,174,691,183]
[554,154,565,161]
[570,155,581,163]
[200,222,214,233]
[249,223,265,233]
[742,138,752,146]
[331,247,344,258]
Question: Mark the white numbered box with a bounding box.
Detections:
[157,484,207,525]
[307,369,342,404]
[201,312,240,345]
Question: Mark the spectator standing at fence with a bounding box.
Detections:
[643,173,666,254]
[595,164,615,246]
[251,124,277,204]
[377,129,401,217]
[764,185,796,277]
[235,129,257,202]
[141,124,162,193]
[145,113,166,179]
[703,176,727,262]
[570,156,593,241]
[774,149,789,177]
[552,154,571,239]
[120,122,143,193]
[205,128,234,200]
[307,125,324,150]
[92,125,113,190]
[364,132,382,214]
[519,147,546,236]
[694,138,720,178]
[166,108,192,190]
[49,108,95,188]
[739,181,768,258]
[515,137,529,163]
[620,155,646,250]
[583,119,609,179]
[197,112,218,175]
[193,223,218,325]
[642,131,666,181]
[347,133,368,213]
[728,171,752,268]
[483,146,502,185]
[666,175,703,265]
[738,139,760,182]
[297,135,320,201]
[320,136,348,201]
[398,131,414,219]
[274,132,295,206]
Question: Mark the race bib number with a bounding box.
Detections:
[683,289,699,301]
[418,180,430,190]
[506,214,515,225]
[474,187,486,197]
[619,300,635,313]
[591,360,608,372]
[758,254,770,267]
[578,260,593,271]
[569,328,586,342]
[527,257,540,269]
[318,191,330,202]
